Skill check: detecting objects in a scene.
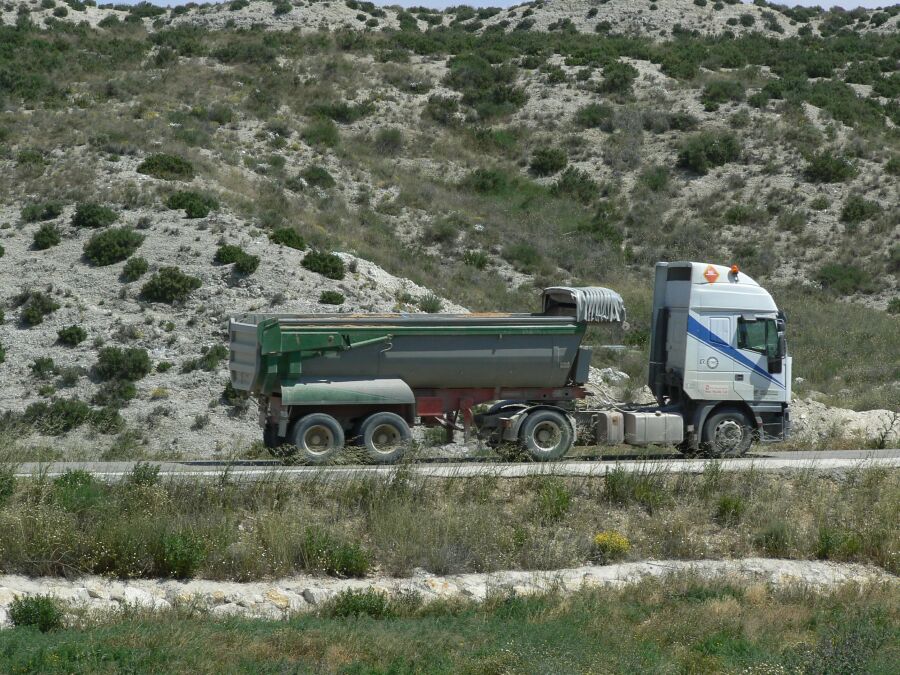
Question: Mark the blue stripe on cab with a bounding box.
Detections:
[687,315,784,389]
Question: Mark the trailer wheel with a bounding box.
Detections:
[702,408,754,457]
[519,410,573,461]
[288,414,345,464]
[358,412,411,464]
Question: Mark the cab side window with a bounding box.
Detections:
[738,318,776,355]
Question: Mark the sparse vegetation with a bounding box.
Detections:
[214,244,259,275]
[804,151,857,183]
[21,201,63,223]
[92,346,151,382]
[529,147,568,176]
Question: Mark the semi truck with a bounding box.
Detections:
[228,261,791,464]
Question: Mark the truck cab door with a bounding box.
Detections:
[736,316,783,401]
[695,316,735,400]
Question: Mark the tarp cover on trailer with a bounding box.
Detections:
[542,287,626,323]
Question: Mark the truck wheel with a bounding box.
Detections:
[702,408,754,457]
[519,410,573,462]
[358,412,411,464]
[288,414,345,464]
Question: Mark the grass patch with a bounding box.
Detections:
[0,581,895,672]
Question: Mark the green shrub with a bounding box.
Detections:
[300,165,335,189]
[885,156,900,176]
[462,249,489,269]
[33,223,61,250]
[9,596,63,632]
[137,153,195,180]
[72,202,117,228]
[21,201,63,222]
[803,151,856,183]
[0,243,3,258]
[886,298,900,315]
[57,325,87,346]
[0,467,14,507]
[418,293,442,313]
[677,131,741,174]
[93,347,151,382]
[122,256,149,282]
[639,165,670,192]
[550,167,597,203]
[839,195,880,224]
[83,228,144,266]
[0,341,5,365]
[20,291,60,326]
[272,0,291,15]
[422,95,459,125]
[714,494,746,526]
[535,479,571,524]
[302,251,345,280]
[52,469,103,512]
[754,520,790,557]
[30,356,56,379]
[503,242,542,273]
[22,398,92,435]
[300,527,370,577]
[529,147,567,176]
[815,263,876,295]
[214,244,259,275]
[604,467,668,513]
[600,60,638,95]
[127,462,161,487]
[166,191,218,218]
[324,589,391,618]
[700,79,745,111]
[91,380,136,409]
[444,52,526,119]
[319,290,345,305]
[374,127,403,155]
[269,227,305,250]
[460,167,509,194]
[574,103,613,130]
[739,13,755,26]
[301,118,340,148]
[140,267,201,303]
[181,345,228,373]
[156,531,206,578]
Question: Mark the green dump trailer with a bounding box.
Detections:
[229,287,625,463]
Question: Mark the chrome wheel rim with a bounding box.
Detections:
[370,424,403,454]
[714,419,744,452]
[532,421,562,452]
[303,425,335,455]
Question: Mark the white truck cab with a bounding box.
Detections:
[648,261,791,454]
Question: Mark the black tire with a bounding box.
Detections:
[519,409,574,461]
[264,425,296,459]
[358,412,411,464]
[701,408,754,457]
[288,413,345,464]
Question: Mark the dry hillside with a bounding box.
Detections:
[0,0,898,458]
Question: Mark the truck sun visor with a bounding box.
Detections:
[542,287,626,323]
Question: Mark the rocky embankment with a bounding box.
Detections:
[0,559,895,626]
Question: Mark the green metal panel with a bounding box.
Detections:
[281,378,415,406]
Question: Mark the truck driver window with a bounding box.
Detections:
[738,318,777,355]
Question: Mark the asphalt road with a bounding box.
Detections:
[8,449,900,482]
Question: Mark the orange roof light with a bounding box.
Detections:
[730,264,740,275]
